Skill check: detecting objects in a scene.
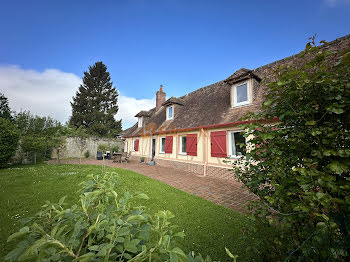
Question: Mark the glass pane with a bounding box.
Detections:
[138,117,142,126]
[168,107,173,118]
[182,137,187,153]
[234,132,246,156]
[231,132,236,156]
[236,83,248,103]
[161,138,166,152]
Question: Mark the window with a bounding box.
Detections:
[138,117,143,128]
[160,137,166,153]
[166,105,174,120]
[228,131,246,157]
[179,136,187,154]
[234,81,250,106]
[133,139,138,151]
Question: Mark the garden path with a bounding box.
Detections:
[48,158,257,213]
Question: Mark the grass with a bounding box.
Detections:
[0,163,253,261]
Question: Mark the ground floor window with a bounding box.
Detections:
[133,139,139,151]
[228,131,246,157]
[160,137,166,153]
[179,136,187,154]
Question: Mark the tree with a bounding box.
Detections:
[0,93,13,120]
[14,111,64,161]
[233,38,350,261]
[71,127,88,167]
[69,62,122,137]
[0,118,19,167]
[50,136,66,165]
[97,143,108,174]
[20,136,46,164]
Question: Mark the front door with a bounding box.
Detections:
[151,138,156,160]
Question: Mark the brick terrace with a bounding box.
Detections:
[49,158,257,213]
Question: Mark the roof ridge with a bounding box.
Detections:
[253,34,350,72]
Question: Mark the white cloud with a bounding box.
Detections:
[0,65,80,124]
[117,95,155,129]
[0,65,154,129]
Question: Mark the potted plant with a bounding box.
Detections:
[140,157,145,163]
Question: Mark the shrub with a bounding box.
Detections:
[5,172,189,261]
[0,118,19,167]
[111,145,120,153]
[20,136,46,164]
[233,38,350,261]
[84,150,90,158]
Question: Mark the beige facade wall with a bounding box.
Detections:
[125,125,250,179]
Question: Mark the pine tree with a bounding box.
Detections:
[0,93,13,120]
[70,62,122,137]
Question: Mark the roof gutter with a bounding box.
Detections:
[123,117,278,138]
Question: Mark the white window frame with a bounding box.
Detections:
[159,136,166,154]
[228,130,246,158]
[179,136,187,155]
[138,117,143,128]
[233,80,250,107]
[166,105,174,120]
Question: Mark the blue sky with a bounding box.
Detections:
[0,0,349,128]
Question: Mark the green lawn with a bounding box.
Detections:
[0,164,253,261]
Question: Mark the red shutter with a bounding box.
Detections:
[135,139,139,151]
[210,131,227,158]
[187,134,197,156]
[165,136,173,153]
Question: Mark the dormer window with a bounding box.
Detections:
[162,97,184,120]
[224,68,261,108]
[166,105,174,120]
[233,80,250,107]
[138,117,143,127]
[135,111,151,127]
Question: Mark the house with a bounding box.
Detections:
[123,34,350,180]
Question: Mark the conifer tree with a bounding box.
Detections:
[70,62,122,137]
[0,93,13,120]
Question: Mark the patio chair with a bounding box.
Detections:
[120,152,127,163]
[121,152,131,163]
[113,154,122,163]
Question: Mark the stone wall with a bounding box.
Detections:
[51,136,124,159]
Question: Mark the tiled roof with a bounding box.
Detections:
[134,110,152,117]
[162,97,184,106]
[123,34,350,137]
[224,68,261,84]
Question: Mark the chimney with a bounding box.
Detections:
[156,85,166,112]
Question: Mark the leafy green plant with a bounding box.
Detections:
[0,118,19,167]
[6,172,188,261]
[14,111,65,161]
[50,136,66,165]
[98,143,108,174]
[20,136,46,165]
[233,38,350,261]
[111,145,120,153]
[72,127,89,167]
[84,150,90,158]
